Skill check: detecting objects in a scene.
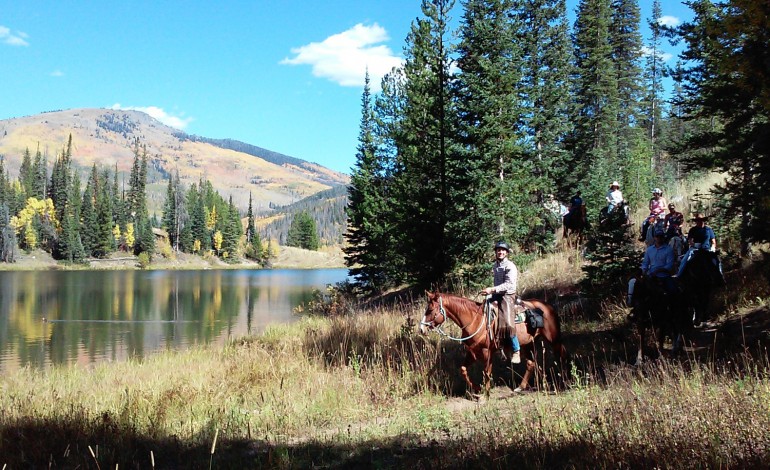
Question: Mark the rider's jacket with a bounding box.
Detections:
[641,243,674,278]
[687,225,716,250]
[492,258,518,295]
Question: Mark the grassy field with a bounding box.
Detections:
[1,247,769,469]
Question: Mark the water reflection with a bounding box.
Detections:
[0,269,347,371]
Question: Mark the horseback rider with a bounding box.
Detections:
[481,241,521,364]
[677,213,718,277]
[639,188,667,242]
[664,203,684,241]
[628,228,676,314]
[564,191,585,228]
[606,181,624,213]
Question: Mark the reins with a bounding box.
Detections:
[421,295,488,342]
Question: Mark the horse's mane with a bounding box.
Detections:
[440,293,483,311]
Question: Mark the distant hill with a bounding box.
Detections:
[0,108,349,215]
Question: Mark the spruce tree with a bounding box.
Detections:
[391,0,460,288]
[455,0,532,281]
[672,0,770,255]
[345,71,393,292]
[287,212,320,251]
[571,0,620,216]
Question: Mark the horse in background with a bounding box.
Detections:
[563,204,588,246]
[419,292,568,395]
[678,249,725,326]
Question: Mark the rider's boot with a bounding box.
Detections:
[510,336,521,364]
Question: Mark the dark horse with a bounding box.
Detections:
[563,204,587,246]
[678,249,725,326]
[419,292,568,394]
[630,275,689,365]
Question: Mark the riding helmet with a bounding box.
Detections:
[494,241,510,252]
[652,188,662,195]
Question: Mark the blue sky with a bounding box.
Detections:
[1,1,692,174]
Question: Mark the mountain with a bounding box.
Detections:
[0,108,349,214]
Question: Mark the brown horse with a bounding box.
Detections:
[419,291,568,395]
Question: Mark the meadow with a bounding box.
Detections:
[1,245,769,469]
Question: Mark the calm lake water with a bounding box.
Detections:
[0,268,348,372]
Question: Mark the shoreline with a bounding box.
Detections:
[0,246,347,271]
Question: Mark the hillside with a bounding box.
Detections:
[0,108,349,214]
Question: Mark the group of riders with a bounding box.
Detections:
[486,182,722,356]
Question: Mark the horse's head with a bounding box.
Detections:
[419,291,447,334]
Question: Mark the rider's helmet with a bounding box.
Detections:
[652,188,662,195]
[494,241,510,252]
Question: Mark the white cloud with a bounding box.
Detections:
[641,46,674,62]
[641,45,674,62]
[658,16,681,28]
[0,25,30,46]
[110,104,193,130]
[50,70,64,77]
[281,23,403,91]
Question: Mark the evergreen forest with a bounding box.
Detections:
[0,136,274,266]
[344,0,770,294]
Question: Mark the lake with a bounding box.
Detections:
[0,268,348,372]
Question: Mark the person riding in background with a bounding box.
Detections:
[564,190,585,228]
[677,213,718,277]
[664,203,684,241]
[481,241,521,364]
[640,188,667,242]
[606,181,624,213]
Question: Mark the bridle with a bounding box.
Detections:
[421,295,487,342]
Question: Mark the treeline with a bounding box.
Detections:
[0,136,272,265]
[0,136,156,264]
[344,0,770,293]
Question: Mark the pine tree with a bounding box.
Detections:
[390,0,460,288]
[0,203,17,262]
[344,71,393,292]
[18,148,33,199]
[31,146,47,200]
[455,0,532,281]
[80,166,99,256]
[571,0,620,216]
[49,135,73,223]
[513,0,575,198]
[287,211,319,250]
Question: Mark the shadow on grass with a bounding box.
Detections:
[5,416,770,469]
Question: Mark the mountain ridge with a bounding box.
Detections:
[0,108,349,213]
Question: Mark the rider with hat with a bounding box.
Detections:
[481,241,521,364]
[642,228,677,293]
[606,181,624,214]
[677,213,717,277]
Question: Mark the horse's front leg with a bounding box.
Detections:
[482,348,493,395]
[635,325,645,366]
[460,353,480,395]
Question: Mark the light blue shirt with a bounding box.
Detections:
[642,243,674,277]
